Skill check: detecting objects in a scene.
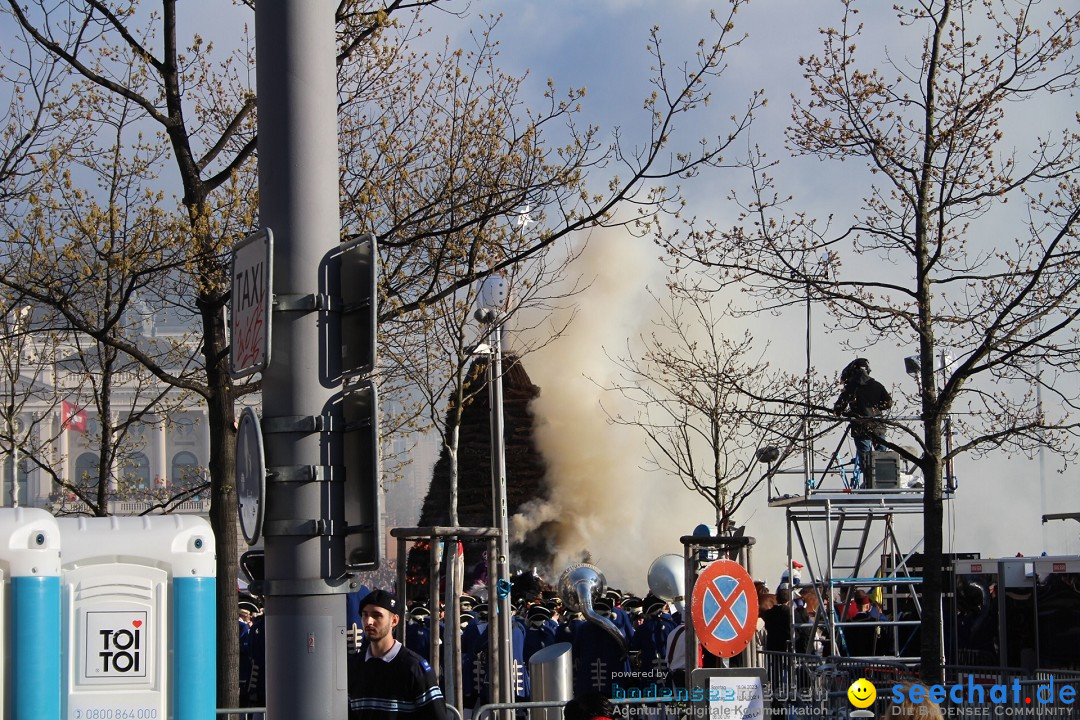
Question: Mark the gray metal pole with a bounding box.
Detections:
[486,535,502,706]
[255,3,346,719]
[488,324,515,709]
[444,541,464,715]
[683,542,695,683]
[428,537,441,672]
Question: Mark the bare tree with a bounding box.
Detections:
[664,0,1080,679]
[601,283,831,534]
[0,14,85,207]
[337,8,763,323]
[0,297,58,506]
[0,53,247,693]
[1,0,763,703]
[0,83,210,515]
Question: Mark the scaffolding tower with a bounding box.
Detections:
[768,441,948,662]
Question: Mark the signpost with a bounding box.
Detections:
[690,558,759,659]
[236,407,267,546]
[690,668,769,720]
[229,229,273,379]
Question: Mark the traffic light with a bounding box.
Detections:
[330,233,382,568]
[339,234,377,378]
[342,379,381,568]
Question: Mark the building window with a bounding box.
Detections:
[171,451,201,486]
[125,452,151,489]
[74,452,99,486]
[172,415,197,448]
[2,458,29,506]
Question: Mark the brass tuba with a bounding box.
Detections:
[647,553,686,617]
[558,563,627,656]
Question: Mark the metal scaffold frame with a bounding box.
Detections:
[772,489,931,662]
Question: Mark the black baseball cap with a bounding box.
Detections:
[361,589,401,615]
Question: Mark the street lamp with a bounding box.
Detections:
[903,351,956,493]
[799,252,830,492]
[473,273,514,711]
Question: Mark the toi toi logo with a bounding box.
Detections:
[98,623,142,673]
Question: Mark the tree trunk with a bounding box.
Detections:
[920,446,945,682]
[201,295,240,712]
[448,430,460,527]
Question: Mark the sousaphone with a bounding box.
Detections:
[647,553,686,617]
[558,563,628,656]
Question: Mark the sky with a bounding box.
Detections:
[439,0,1080,589]
[180,0,1079,591]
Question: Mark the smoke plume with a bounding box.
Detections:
[511,229,704,592]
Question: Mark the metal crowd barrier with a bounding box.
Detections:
[473,697,680,720]
[762,650,830,707]
[812,657,917,718]
[473,699,567,720]
[215,703,463,720]
[215,709,265,718]
[763,652,1080,719]
[215,701,466,720]
[219,659,1080,719]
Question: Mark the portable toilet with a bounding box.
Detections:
[0,507,62,720]
[57,515,216,720]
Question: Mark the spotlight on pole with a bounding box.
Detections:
[904,355,920,378]
[474,273,512,325]
[471,270,514,712]
[756,446,780,464]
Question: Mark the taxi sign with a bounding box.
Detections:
[691,558,758,658]
[230,228,273,378]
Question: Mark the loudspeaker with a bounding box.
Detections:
[871,451,901,489]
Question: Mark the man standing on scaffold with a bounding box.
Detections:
[832,358,892,488]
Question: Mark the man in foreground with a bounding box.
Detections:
[349,589,449,720]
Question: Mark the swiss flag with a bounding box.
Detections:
[61,400,87,433]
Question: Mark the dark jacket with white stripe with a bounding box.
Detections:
[348,641,448,720]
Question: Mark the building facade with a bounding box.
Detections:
[1,307,212,515]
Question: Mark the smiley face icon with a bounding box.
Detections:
[847,678,877,708]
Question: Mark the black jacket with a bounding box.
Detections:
[833,377,892,438]
[348,643,448,720]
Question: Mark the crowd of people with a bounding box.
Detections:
[339,567,904,716]
[759,581,892,658]
[234,563,914,719]
[295,566,693,719]
[377,582,685,703]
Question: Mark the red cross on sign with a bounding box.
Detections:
[690,558,759,659]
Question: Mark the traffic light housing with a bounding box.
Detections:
[339,234,377,379]
[332,233,382,568]
[342,378,382,569]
